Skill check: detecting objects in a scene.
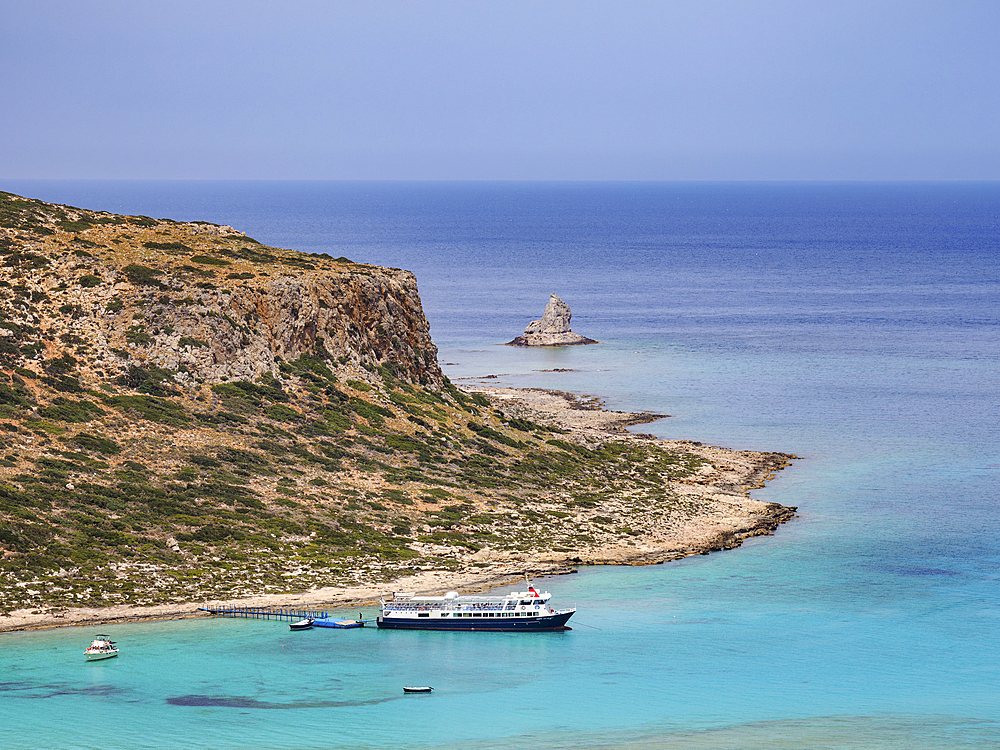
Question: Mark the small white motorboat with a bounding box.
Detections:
[85,635,119,661]
[289,618,314,631]
[403,686,433,693]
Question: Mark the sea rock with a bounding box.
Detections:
[507,294,597,346]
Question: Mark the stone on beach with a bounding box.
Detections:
[506,293,597,346]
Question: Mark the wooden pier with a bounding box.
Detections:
[198,605,331,621]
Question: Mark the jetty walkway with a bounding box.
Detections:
[198,605,331,621]
[198,605,369,628]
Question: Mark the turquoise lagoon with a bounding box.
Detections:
[1,181,998,748]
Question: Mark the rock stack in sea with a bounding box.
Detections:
[506,294,597,346]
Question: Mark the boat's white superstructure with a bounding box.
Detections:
[377,586,574,631]
[84,635,119,661]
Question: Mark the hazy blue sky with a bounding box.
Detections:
[3,0,998,180]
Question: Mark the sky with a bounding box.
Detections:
[2,0,999,181]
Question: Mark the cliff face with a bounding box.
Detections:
[0,191,441,388]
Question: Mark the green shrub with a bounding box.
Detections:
[38,398,104,422]
[44,353,78,374]
[108,395,188,425]
[3,252,49,269]
[282,353,336,384]
[468,421,522,448]
[125,326,152,345]
[0,383,31,408]
[188,524,243,543]
[78,274,102,288]
[40,374,83,393]
[349,398,393,422]
[211,379,288,407]
[384,434,426,454]
[122,264,164,288]
[189,255,231,266]
[68,432,122,455]
[179,264,214,278]
[59,218,94,232]
[265,404,302,422]
[324,410,351,432]
[142,241,190,252]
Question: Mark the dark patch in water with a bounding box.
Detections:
[0,682,34,693]
[167,693,401,709]
[892,567,963,577]
[0,681,121,699]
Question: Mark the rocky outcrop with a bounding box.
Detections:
[125,267,441,387]
[507,294,597,346]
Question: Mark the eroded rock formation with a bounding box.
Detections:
[507,293,597,346]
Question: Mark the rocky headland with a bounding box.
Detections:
[507,293,597,346]
[0,191,796,632]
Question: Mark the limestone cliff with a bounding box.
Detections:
[0,191,441,388]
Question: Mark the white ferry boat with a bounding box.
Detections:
[377,586,575,631]
[84,635,119,661]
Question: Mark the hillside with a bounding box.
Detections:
[0,191,795,619]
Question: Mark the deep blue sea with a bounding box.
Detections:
[2,181,999,749]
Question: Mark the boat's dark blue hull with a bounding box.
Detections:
[376,610,573,631]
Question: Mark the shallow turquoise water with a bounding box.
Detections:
[4,556,999,748]
[2,181,998,748]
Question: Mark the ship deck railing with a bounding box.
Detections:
[387,602,519,610]
[389,596,545,606]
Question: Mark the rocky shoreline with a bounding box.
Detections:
[463,386,797,566]
[0,386,797,633]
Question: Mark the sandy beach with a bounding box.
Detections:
[0,562,573,633]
